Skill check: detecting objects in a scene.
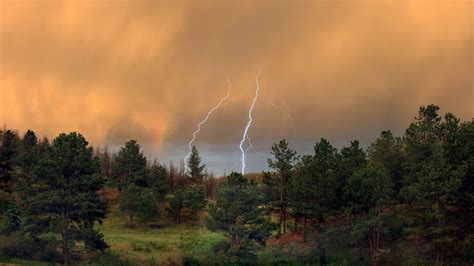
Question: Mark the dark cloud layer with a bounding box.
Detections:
[1,0,472,173]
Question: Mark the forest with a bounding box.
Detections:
[0,104,472,265]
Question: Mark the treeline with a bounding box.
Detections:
[0,104,472,265]
[0,130,216,263]
[261,104,473,264]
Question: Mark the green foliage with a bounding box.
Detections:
[167,188,185,225]
[345,162,393,215]
[112,140,147,190]
[118,184,159,226]
[21,132,108,264]
[207,172,273,261]
[345,162,394,264]
[13,130,38,201]
[2,202,21,234]
[188,146,205,183]
[137,188,159,225]
[336,140,366,209]
[399,106,466,261]
[367,130,403,195]
[118,184,141,227]
[0,233,59,263]
[1,104,473,265]
[267,139,299,236]
[183,184,207,225]
[146,163,168,198]
[0,129,19,192]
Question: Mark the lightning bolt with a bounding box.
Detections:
[239,70,261,175]
[184,77,231,173]
[264,89,296,142]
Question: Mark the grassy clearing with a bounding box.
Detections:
[98,212,225,265]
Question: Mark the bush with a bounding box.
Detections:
[0,233,59,263]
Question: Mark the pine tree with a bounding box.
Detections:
[23,132,108,264]
[111,140,147,191]
[118,184,141,227]
[289,154,332,241]
[0,129,19,192]
[336,140,366,209]
[206,173,273,262]
[188,146,205,183]
[146,163,168,199]
[311,139,338,212]
[367,130,403,195]
[137,188,159,225]
[167,188,185,224]
[267,139,298,237]
[346,162,393,265]
[14,130,38,200]
[183,184,207,225]
[400,105,465,262]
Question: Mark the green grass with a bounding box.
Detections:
[0,258,51,266]
[97,212,225,265]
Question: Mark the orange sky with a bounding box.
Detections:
[0,0,472,172]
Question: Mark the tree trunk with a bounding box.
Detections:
[283,207,287,233]
[130,214,134,227]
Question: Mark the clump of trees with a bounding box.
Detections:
[262,105,473,265]
[206,172,273,263]
[0,104,472,265]
[0,131,108,264]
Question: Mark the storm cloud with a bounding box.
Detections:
[1,0,472,172]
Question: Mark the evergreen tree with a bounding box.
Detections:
[23,132,108,264]
[400,105,465,262]
[14,130,38,200]
[146,163,168,199]
[188,146,205,183]
[118,184,141,227]
[337,140,366,208]
[167,188,185,225]
[97,146,112,179]
[312,138,338,211]
[448,120,474,260]
[262,171,279,222]
[0,129,19,192]
[207,172,273,262]
[289,153,334,241]
[112,140,147,191]
[367,130,403,195]
[137,188,159,225]
[183,184,207,225]
[267,139,298,237]
[346,162,393,265]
